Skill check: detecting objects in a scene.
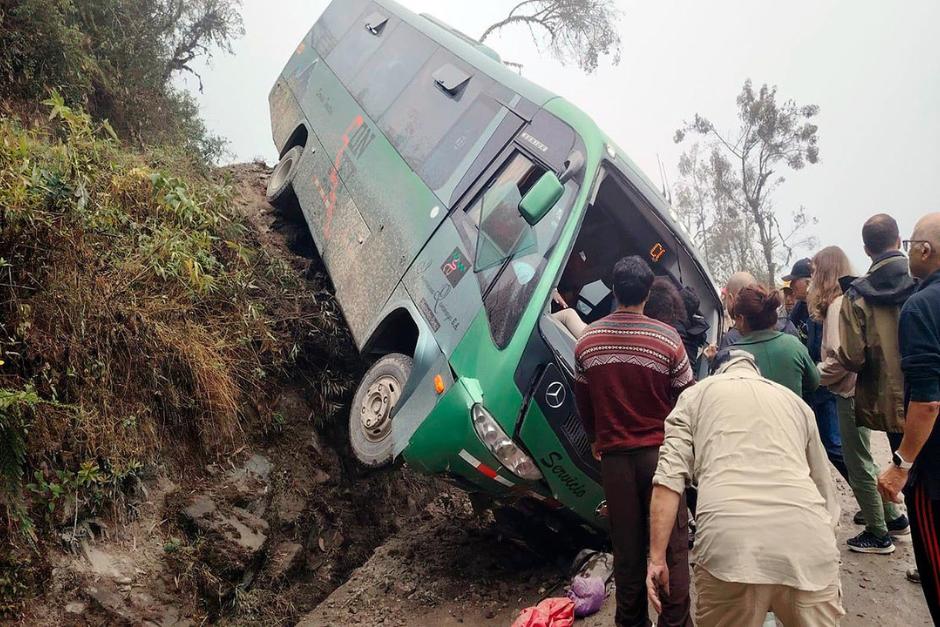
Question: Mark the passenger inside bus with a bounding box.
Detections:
[549,170,703,343]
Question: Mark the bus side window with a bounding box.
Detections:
[347,21,437,120]
[326,6,395,84]
[311,0,371,57]
[471,154,544,272]
[379,48,495,179]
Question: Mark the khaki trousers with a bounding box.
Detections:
[694,567,845,627]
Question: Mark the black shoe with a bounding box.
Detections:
[853,511,865,525]
[848,531,895,554]
[907,568,921,584]
[888,514,911,536]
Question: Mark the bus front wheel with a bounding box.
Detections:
[349,353,413,468]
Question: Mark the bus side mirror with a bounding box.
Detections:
[519,172,563,226]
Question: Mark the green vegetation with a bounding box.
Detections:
[0,2,366,617]
[0,0,243,162]
[0,99,355,563]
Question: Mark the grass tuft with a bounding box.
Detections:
[0,98,358,560]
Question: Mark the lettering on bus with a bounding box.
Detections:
[539,451,586,498]
[519,131,549,154]
[349,124,375,159]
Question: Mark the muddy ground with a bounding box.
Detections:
[20,164,934,626]
[301,435,932,626]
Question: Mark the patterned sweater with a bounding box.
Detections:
[574,311,694,453]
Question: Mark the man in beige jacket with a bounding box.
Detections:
[647,350,843,626]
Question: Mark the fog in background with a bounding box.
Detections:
[180,0,940,275]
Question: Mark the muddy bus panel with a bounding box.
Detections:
[268,0,723,532]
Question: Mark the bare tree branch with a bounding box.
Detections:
[480,0,621,73]
[674,79,821,284]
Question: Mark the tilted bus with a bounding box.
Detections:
[267,0,722,530]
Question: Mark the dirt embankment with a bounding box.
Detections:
[21,164,445,625]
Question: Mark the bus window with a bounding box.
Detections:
[326,6,395,84]
[348,21,437,119]
[456,151,577,347]
[420,95,503,195]
[311,0,370,56]
[484,181,576,348]
[379,48,494,175]
[472,153,544,271]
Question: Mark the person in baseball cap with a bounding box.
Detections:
[785,258,814,343]
[783,257,813,284]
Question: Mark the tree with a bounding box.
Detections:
[674,143,764,286]
[0,0,243,162]
[674,80,820,285]
[480,0,622,73]
[160,0,244,89]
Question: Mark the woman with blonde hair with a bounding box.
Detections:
[811,245,909,554]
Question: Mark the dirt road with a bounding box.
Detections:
[303,434,931,626]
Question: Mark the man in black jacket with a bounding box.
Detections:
[879,212,940,621]
[785,258,814,344]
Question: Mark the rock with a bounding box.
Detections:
[86,585,134,622]
[179,493,269,580]
[276,389,313,423]
[182,495,216,521]
[268,542,304,580]
[64,601,87,615]
[311,467,330,484]
[275,491,306,526]
[221,454,273,515]
[243,454,273,480]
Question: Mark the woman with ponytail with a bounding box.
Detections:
[731,284,820,398]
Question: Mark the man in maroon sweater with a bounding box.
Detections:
[575,255,694,627]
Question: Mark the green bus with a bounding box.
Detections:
[267,0,721,530]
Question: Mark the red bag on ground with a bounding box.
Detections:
[511,597,575,627]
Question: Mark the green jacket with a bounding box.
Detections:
[837,252,916,433]
[733,330,820,399]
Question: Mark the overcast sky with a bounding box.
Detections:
[181,0,940,274]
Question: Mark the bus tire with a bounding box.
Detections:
[349,353,413,468]
[266,145,303,209]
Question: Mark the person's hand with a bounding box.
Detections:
[552,289,569,309]
[703,344,718,361]
[646,558,670,614]
[878,466,908,503]
[591,443,602,462]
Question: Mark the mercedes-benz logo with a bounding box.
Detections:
[545,381,567,409]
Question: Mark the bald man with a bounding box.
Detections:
[879,212,940,621]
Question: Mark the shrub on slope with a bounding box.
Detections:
[0,98,355,542]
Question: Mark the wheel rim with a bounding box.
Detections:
[270,154,294,191]
[359,374,401,442]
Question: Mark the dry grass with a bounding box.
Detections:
[0,99,358,545]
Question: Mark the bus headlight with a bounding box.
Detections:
[470,404,543,481]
